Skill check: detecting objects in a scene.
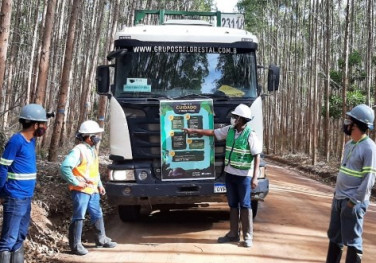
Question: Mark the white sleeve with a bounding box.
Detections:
[214,125,230,141]
[248,131,262,155]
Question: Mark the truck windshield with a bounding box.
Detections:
[114,52,257,99]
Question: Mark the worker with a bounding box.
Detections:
[0,104,49,263]
[60,120,116,255]
[184,104,261,248]
[326,104,376,263]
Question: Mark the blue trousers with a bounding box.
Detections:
[0,196,31,251]
[327,198,368,252]
[71,191,103,223]
[225,173,251,209]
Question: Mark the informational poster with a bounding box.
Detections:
[160,99,215,181]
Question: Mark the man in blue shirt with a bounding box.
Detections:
[326,104,376,263]
[0,104,49,263]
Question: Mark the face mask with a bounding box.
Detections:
[90,135,101,145]
[34,127,46,137]
[230,117,237,126]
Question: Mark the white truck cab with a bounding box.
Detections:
[97,10,280,221]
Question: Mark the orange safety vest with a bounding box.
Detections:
[69,143,100,194]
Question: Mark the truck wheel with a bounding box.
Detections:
[251,200,258,219]
[118,205,141,222]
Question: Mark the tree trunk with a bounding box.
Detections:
[35,0,57,105]
[324,0,331,162]
[340,0,352,160]
[49,0,82,161]
[0,0,13,112]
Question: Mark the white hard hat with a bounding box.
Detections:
[78,120,104,134]
[231,104,252,119]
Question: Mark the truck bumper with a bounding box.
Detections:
[105,178,269,206]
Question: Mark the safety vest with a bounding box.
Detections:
[69,144,100,194]
[225,126,254,170]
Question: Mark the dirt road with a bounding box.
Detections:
[55,163,376,263]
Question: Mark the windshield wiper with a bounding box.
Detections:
[174,93,211,100]
[146,94,171,99]
[202,93,230,99]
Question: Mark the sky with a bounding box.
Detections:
[215,0,239,12]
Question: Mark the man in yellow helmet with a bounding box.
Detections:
[60,120,116,255]
[184,104,261,248]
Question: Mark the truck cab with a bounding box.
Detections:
[96,10,280,221]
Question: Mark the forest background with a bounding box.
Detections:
[0,0,375,164]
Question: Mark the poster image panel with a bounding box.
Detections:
[160,99,215,181]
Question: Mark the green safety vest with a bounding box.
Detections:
[225,126,253,170]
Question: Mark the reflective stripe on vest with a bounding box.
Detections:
[225,126,253,170]
[69,144,100,194]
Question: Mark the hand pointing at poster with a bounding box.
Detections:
[182,128,214,136]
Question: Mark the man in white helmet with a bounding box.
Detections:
[326,104,376,263]
[0,104,49,263]
[184,104,261,248]
[60,120,116,256]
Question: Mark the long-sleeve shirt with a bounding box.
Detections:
[60,142,103,188]
[335,136,376,203]
[0,133,37,198]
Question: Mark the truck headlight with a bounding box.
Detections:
[258,167,266,179]
[109,170,135,181]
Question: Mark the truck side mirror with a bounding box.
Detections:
[96,65,110,95]
[267,65,280,92]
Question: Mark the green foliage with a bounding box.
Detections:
[338,58,345,69]
[331,50,367,89]
[237,0,269,32]
[330,70,342,88]
[322,94,342,119]
[348,51,362,67]
[347,90,366,106]
[196,0,213,11]
[337,51,362,69]
[322,90,366,119]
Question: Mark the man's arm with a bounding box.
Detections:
[0,137,19,191]
[251,154,260,189]
[352,146,376,204]
[60,149,85,187]
[183,128,215,136]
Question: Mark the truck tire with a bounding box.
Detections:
[118,205,141,222]
[251,200,258,219]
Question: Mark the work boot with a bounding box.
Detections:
[218,208,240,243]
[240,208,253,247]
[0,251,11,263]
[325,241,343,263]
[10,245,23,263]
[69,220,88,255]
[345,246,362,263]
[93,218,117,248]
